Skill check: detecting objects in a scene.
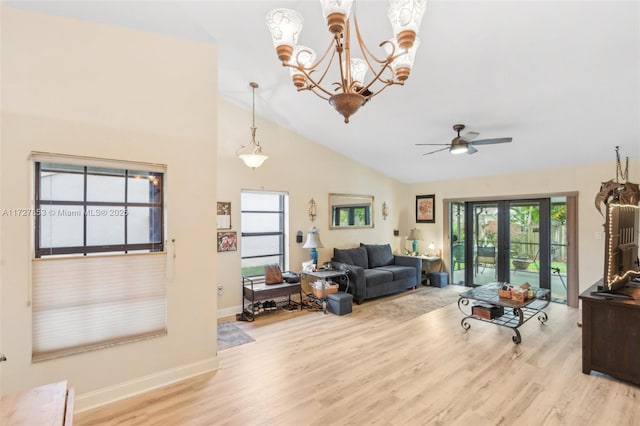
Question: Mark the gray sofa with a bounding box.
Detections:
[330,243,421,304]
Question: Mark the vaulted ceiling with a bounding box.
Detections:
[10,1,640,183]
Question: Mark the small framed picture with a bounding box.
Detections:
[416,194,435,223]
[216,201,231,229]
[217,231,237,252]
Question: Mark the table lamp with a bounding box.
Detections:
[303,226,324,268]
[408,228,422,254]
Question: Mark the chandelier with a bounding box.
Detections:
[266,0,426,123]
[237,82,268,169]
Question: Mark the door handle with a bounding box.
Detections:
[0,353,7,362]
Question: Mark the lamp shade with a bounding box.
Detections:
[303,226,324,249]
[238,152,268,168]
[408,228,422,241]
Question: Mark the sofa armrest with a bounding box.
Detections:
[330,261,365,304]
[393,255,422,283]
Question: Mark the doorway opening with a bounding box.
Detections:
[448,196,570,305]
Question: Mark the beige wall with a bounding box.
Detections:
[407,158,640,295]
[216,98,408,315]
[2,3,640,414]
[1,7,218,410]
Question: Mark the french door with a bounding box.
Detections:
[450,198,567,303]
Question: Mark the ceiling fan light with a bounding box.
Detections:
[388,0,427,49]
[450,140,468,155]
[266,9,304,62]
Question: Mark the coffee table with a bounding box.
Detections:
[458,282,550,344]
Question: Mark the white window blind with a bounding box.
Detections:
[32,252,167,361]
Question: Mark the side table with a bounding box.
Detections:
[416,255,442,284]
[300,269,349,314]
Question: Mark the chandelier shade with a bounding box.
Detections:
[237,82,269,169]
[266,0,427,123]
[265,9,304,62]
[388,0,427,49]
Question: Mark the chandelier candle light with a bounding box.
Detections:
[237,82,268,169]
[266,0,426,123]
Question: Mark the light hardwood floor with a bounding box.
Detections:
[75,290,639,426]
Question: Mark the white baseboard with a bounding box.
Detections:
[75,356,219,413]
[218,304,242,319]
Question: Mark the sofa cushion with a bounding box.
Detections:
[377,265,417,282]
[364,268,393,289]
[361,243,394,268]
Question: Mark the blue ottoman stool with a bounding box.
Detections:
[429,272,449,288]
[327,292,353,315]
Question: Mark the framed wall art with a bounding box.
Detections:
[416,194,435,223]
[217,231,237,252]
[216,201,231,229]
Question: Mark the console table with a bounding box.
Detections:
[579,280,640,385]
[458,282,550,344]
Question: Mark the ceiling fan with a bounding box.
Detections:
[416,124,512,156]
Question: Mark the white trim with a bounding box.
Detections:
[74,356,219,412]
[217,304,243,319]
[30,151,167,173]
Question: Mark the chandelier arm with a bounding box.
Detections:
[295,50,340,99]
[362,80,404,100]
[359,63,398,95]
[352,10,390,66]
[304,86,332,101]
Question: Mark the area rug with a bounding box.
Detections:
[351,285,463,323]
[217,322,255,350]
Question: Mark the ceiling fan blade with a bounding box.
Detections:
[422,146,450,156]
[467,145,478,155]
[415,143,451,146]
[460,131,480,142]
[471,137,512,146]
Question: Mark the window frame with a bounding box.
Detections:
[240,191,288,277]
[34,161,164,257]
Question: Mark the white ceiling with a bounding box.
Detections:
[9,0,640,184]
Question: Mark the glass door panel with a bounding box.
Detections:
[471,203,499,285]
[450,202,466,286]
[508,201,542,287]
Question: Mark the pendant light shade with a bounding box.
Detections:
[237,82,269,169]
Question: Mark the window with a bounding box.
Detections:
[35,162,163,257]
[31,154,167,361]
[240,191,288,277]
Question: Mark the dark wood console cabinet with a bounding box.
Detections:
[579,280,640,385]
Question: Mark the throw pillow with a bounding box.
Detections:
[349,246,369,269]
[333,248,353,265]
[361,243,394,268]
